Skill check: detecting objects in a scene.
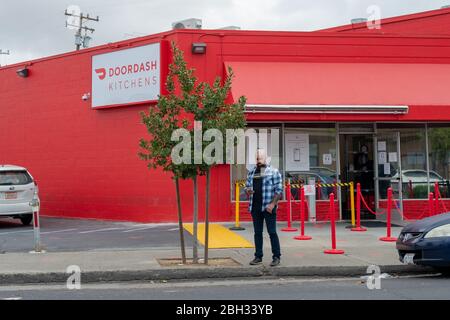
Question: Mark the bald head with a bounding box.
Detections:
[256,149,267,167]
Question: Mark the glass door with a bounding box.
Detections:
[374,131,403,216]
[340,134,375,220]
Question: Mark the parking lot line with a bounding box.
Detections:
[121,226,158,233]
[78,227,123,234]
[40,228,78,235]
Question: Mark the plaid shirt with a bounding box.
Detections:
[245,165,283,213]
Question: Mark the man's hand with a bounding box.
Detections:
[245,188,254,196]
[265,202,275,213]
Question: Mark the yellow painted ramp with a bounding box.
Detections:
[183,223,254,249]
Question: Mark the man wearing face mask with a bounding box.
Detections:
[245,149,283,267]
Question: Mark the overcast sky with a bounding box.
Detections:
[1,0,450,65]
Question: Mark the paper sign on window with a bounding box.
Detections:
[323,153,332,165]
[378,151,387,164]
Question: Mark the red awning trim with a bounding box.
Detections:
[245,104,409,114]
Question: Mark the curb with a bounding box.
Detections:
[0,264,436,285]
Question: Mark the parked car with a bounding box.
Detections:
[396,212,450,269]
[393,169,445,185]
[286,167,337,200]
[0,165,39,225]
[391,169,448,198]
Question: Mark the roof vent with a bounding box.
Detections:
[351,18,368,24]
[172,18,202,30]
[218,26,241,30]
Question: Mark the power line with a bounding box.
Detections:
[64,10,100,51]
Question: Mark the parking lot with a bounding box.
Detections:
[0,216,195,253]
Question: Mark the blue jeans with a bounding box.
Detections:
[251,207,281,259]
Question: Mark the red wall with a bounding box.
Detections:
[2,29,450,222]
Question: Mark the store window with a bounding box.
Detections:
[400,126,427,199]
[231,125,282,201]
[428,124,450,199]
[284,125,337,200]
[377,124,427,199]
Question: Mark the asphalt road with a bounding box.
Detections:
[0,274,449,300]
[0,217,194,253]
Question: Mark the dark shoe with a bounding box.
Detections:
[249,257,262,265]
[270,257,280,267]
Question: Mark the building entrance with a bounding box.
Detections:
[340,134,376,220]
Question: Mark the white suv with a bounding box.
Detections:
[0,165,39,225]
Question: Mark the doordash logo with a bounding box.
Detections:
[91,43,161,108]
[95,68,106,80]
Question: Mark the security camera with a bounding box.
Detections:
[81,93,90,101]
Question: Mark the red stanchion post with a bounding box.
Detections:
[434,182,440,215]
[294,186,312,240]
[282,180,298,232]
[380,187,397,242]
[324,193,345,254]
[317,179,322,200]
[351,183,367,232]
[429,192,434,217]
[408,180,414,199]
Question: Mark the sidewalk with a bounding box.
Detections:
[0,221,435,285]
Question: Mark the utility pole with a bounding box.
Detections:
[65,9,99,50]
[0,49,10,67]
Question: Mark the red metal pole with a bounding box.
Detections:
[409,180,414,199]
[352,183,367,232]
[294,186,312,240]
[380,187,397,242]
[282,180,297,232]
[324,193,344,254]
[333,179,337,198]
[429,192,434,217]
[434,182,440,215]
[317,179,322,200]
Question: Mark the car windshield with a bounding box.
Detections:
[0,171,32,185]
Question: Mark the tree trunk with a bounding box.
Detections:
[204,168,210,265]
[175,177,186,264]
[192,175,199,263]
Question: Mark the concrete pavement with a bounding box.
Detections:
[0,218,436,285]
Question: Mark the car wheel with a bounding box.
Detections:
[20,215,33,226]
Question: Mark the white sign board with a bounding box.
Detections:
[303,184,315,196]
[378,151,387,164]
[92,43,161,108]
[285,133,310,171]
[323,153,332,165]
[377,141,386,151]
[384,163,391,175]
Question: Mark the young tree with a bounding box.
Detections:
[139,42,246,264]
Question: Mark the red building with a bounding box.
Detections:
[1,8,450,223]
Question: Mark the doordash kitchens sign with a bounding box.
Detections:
[92,43,160,108]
